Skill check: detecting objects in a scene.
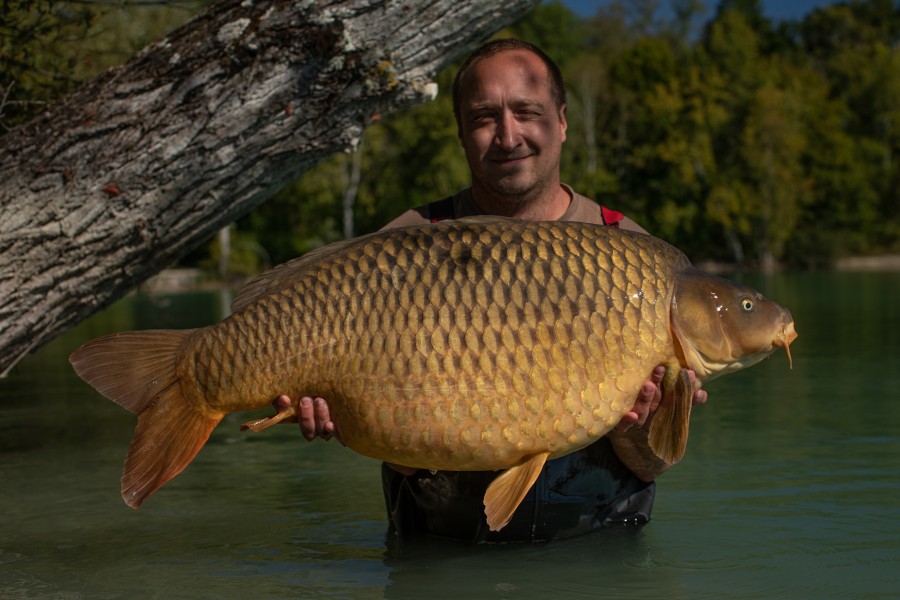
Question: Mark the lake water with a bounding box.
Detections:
[1,271,898,599]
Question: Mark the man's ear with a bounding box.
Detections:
[559,103,568,142]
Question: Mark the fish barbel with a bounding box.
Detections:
[70,217,797,530]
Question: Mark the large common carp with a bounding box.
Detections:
[70,217,797,531]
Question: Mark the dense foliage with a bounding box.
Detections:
[0,0,204,128]
[3,0,898,270]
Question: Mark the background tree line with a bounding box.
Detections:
[4,0,898,273]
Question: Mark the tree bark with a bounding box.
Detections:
[0,0,538,376]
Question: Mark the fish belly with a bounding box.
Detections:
[183,220,686,471]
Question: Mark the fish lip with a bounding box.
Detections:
[773,321,798,368]
[780,321,798,345]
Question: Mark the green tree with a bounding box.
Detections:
[509,0,585,68]
[713,0,772,43]
[797,0,900,258]
[738,77,812,270]
[1,1,203,129]
[10,0,896,277]
[698,7,778,266]
[238,66,470,265]
[354,67,470,233]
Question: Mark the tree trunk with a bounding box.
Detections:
[0,0,538,376]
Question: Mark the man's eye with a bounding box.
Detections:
[517,107,544,118]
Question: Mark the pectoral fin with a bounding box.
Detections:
[483,452,549,531]
[648,367,693,464]
[240,404,297,432]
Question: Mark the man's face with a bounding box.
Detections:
[457,50,567,204]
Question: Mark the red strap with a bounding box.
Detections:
[601,205,623,228]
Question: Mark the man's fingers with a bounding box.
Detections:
[274,394,292,411]
[692,388,708,407]
[298,396,317,440]
[313,397,334,440]
[638,381,654,405]
[685,370,708,407]
[645,365,665,412]
[614,410,640,434]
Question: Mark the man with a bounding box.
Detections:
[276,39,707,542]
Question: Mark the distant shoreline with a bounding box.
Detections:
[141,254,900,294]
[695,254,900,274]
[832,255,900,271]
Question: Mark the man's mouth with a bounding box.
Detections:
[490,153,533,166]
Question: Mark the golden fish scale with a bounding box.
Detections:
[179,221,688,470]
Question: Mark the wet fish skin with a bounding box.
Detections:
[184,220,682,466]
[70,218,797,529]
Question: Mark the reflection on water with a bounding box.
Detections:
[1,271,898,598]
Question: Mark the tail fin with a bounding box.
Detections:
[70,330,224,507]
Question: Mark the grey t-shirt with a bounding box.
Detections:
[382,184,648,234]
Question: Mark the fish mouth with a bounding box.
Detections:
[773,321,798,368]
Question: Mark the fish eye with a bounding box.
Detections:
[741,297,755,311]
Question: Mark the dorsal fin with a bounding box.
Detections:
[231,217,522,313]
[483,451,549,531]
[451,215,522,226]
[230,233,378,313]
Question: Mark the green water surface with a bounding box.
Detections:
[1,271,898,599]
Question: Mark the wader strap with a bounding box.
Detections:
[428,196,456,222]
[601,205,623,228]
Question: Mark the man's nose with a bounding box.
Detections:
[494,111,520,149]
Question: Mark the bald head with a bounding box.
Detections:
[452,39,566,128]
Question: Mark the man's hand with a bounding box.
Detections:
[608,365,708,481]
[274,395,339,442]
[274,395,417,474]
[613,365,708,434]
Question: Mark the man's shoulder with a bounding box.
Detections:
[381,207,431,230]
[564,187,649,234]
[380,189,473,231]
[562,191,604,225]
[381,187,649,234]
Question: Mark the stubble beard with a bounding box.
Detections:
[474,159,559,216]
